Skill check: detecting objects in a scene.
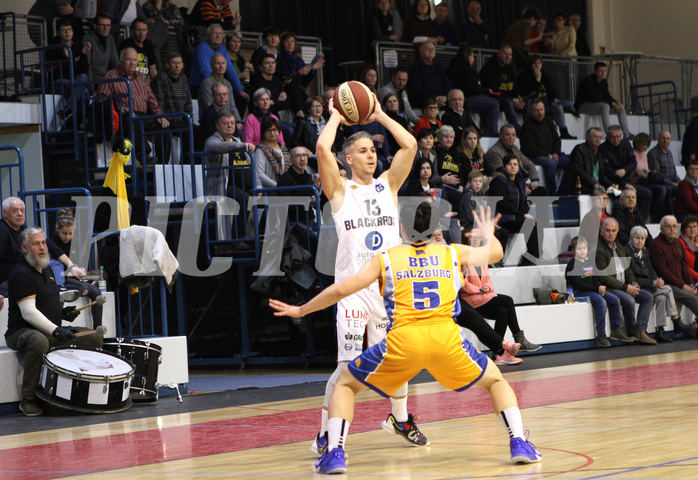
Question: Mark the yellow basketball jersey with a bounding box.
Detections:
[378,241,463,330]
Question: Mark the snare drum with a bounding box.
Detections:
[36,347,135,414]
[102,338,162,402]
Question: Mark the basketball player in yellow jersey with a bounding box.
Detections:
[270,205,542,474]
[310,92,424,454]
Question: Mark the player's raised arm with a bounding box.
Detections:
[316,99,349,202]
[270,255,382,318]
[455,206,503,267]
[365,95,417,192]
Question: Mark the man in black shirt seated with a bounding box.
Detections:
[277,146,319,252]
[4,227,103,416]
[0,198,86,298]
[277,146,317,224]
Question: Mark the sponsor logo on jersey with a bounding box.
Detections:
[365,231,384,250]
[343,216,395,230]
[344,343,353,351]
[344,309,368,320]
[375,183,384,192]
[350,184,359,190]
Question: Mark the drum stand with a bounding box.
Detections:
[157,382,184,403]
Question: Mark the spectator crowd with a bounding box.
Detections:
[20,0,698,360]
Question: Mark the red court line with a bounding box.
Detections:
[2,358,697,479]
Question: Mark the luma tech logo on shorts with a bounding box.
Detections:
[365,231,384,250]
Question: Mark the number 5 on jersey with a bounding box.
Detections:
[412,281,441,310]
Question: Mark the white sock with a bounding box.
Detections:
[328,417,350,451]
[390,383,409,422]
[321,362,348,434]
[320,408,329,435]
[499,407,524,439]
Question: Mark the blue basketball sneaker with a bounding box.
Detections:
[315,448,347,474]
[381,413,430,446]
[311,432,328,456]
[510,435,542,464]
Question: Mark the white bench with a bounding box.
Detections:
[462,297,680,354]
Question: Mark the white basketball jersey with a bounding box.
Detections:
[332,177,400,281]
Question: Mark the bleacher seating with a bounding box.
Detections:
[2,10,696,394]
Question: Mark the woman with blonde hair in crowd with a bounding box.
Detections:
[457,127,488,188]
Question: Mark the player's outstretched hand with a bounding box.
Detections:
[269,299,303,318]
[470,206,500,245]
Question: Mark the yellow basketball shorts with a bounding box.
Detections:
[347,320,488,397]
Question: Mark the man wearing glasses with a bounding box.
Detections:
[189,23,247,103]
[83,13,119,81]
[278,147,318,223]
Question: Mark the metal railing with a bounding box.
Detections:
[73,77,136,190]
[0,145,26,200]
[115,275,170,337]
[630,81,689,140]
[0,12,46,100]
[373,41,616,105]
[16,44,79,143]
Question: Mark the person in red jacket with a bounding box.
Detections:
[678,215,698,282]
[413,98,443,138]
[648,215,698,337]
[676,160,698,220]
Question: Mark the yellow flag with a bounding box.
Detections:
[103,140,132,231]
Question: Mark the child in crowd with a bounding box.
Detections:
[53,209,104,327]
[413,97,443,138]
[459,170,509,254]
[565,236,629,347]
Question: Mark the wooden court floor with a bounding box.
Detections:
[1,348,698,479]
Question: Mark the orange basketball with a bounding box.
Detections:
[332,81,375,124]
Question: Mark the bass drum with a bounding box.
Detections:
[102,338,162,402]
[37,347,134,414]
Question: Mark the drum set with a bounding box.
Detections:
[36,338,175,414]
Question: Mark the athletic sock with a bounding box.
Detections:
[499,407,524,439]
[321,362,348,434]
[390,393,408,423]
[320,407,329,435]
[328,417,350,451]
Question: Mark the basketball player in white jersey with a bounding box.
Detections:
[310,94,427,454]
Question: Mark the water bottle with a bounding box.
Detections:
[98,266,107,293]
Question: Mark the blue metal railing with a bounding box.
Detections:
[0,145,26,199]
[73,77,135,189]
[630,81,689,140]
[17,44,78,143]
[0,12,46,100]
[130,112,196,198]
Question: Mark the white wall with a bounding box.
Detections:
[589,0,698,61]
